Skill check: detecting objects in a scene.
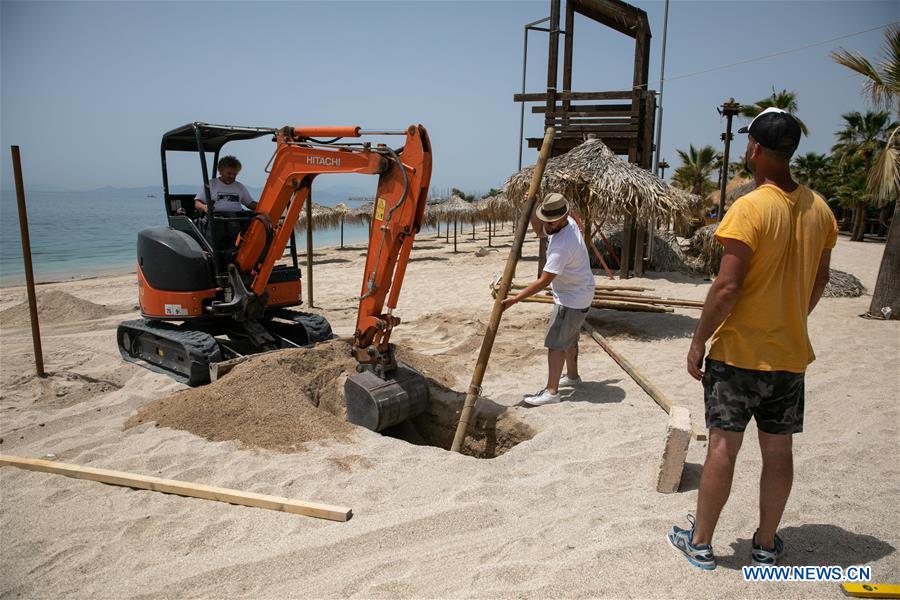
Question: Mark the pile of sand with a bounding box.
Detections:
[127,340,359,452]
[0,290,122,327]
[126,338,531,458]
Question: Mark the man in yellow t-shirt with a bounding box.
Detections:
[667,109,837,571]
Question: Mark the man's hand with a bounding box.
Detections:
[500,296,518,311]
[687,340,706,381]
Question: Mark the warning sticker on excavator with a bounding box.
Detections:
[374,197,386,221]
[164,304,189,316]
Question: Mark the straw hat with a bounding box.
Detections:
[536,192,570,222]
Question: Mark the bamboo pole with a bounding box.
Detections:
[10,146,45,377]
[582,321,706,440]
[450,127,555,453]
[521,295,672,313]
[509,282,654,293]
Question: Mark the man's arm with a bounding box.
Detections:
[687,238,752,380]
[501,270,556,310]
[194,199,208,213]
[808,248,831,314]
[530,200,547,238]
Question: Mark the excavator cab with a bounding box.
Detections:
[118,122,433,433]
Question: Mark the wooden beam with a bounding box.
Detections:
[571,0,650,39]
[514,90,634,102]
[562,0,575,130]
[0,455,353,521]
[582,322,707,440]
[521,295,671,313]
[545,0,561,130]
[547,117,636,125]
[533,103,633,114]
[620,215,633,278]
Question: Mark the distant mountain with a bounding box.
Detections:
[59,183,372,206]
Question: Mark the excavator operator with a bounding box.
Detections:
[194,155,258,214]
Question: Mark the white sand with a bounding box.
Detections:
[1,230,897,598]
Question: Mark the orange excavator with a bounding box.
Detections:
[117,122,432,431]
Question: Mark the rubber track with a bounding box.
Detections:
[268,310,334,344]
[117,319,222,386]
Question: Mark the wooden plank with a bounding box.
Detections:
[521,295,671,313]
[209,355,251,382]
[561,0,575,130]
[583,320,672,411]
[572,0,648,38]
[514,90,633,103]
[533,103,633,114]
[549,131,640,139]
[0,455,353,522]
[548,117,636,125]
[582,322,707,440]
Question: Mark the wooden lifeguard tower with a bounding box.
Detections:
[514,0,656,278]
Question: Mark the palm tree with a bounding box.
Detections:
[739,89,810,136]
[831,23,900,114]
[832,24,900,319]
[831,111,897,241]
[673,144,720,196]
[792,152,836,200]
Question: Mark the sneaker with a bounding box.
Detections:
[667,515,716,571]
[751,531,784,566]
[523,388,560,406]
[559,374,582,386]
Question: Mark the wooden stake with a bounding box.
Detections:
[450,127,555,453]
[10,146,45,377]
[305,190,314,308]
[0,455,352,521]
[582,321,706,440]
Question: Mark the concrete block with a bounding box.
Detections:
[656,405,692,494]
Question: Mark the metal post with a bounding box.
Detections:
[10,146,45,377]
[653,0,670,175]
[658,159,670,180]
[717,99,741,221]
[518,16,551,172]
[305,190,314,307]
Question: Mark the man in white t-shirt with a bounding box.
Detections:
[194,155,258,214]
[501,193,596,405]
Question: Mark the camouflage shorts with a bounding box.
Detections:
[703,358,805,434]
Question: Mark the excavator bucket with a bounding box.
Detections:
[344,363,429,432]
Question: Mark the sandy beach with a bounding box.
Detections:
[0,229,897,598]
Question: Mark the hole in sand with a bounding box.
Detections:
[126,340,536,459]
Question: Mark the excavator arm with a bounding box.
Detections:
[233,124,432,376]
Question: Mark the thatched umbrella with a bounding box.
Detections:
[296,202,338,231]
[332,203,350,248]
[437,195,476,253]
[346,201,374,226]
[704,175,756,216]
[505,138,701,245]
[476,192,514,246]
[424,199,446,236]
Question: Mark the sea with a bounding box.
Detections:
[0,189,398,288]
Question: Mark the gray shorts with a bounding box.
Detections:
[544,305,589,351]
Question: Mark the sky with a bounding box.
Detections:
[1,0,897,197]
